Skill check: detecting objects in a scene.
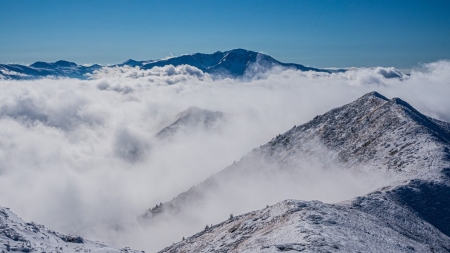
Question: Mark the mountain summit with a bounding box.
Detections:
[138,49,332,77]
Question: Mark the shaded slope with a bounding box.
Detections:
[155,106,226,140]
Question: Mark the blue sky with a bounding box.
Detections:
[1,0,449,68]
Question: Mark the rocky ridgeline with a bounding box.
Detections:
[259,91,450,176]
[159,195,450,253]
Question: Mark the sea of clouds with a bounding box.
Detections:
[0,60,449,251]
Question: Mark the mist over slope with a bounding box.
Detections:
[145,91,450,251]
[0,60,448,252]
[155,106,226,140]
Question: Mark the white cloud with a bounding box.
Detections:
[0,61,448,251]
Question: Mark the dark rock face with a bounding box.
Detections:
[386,180,450,237]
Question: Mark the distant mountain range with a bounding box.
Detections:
[120,48,335,76]
[0,60,102,80]
[0,49,341,80]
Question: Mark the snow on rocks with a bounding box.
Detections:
[0,207,141,253]
[160,197,450,253]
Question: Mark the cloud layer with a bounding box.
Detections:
[0,61,449,251]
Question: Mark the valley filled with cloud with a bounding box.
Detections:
[0,61,449,251]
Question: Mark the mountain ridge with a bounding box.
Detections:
[158,186,450,253]
[142,91,450,252]
[138,49,334,77]
[145,91,450,220]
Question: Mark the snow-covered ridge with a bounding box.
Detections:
[143,91,450,252]
[260,91,450,176]
[0,206,141,253]
[159,189,450,253]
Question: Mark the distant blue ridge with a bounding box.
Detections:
[0,49,343,80]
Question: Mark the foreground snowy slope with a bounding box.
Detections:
[159,190,450,253]
[0,207,140,253]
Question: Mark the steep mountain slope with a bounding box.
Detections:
[0,206,140,253]
[145,92,450,252]
[259,92,450,176]
[144,92,450,219]
[155,106,226,140]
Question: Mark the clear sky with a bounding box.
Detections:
[1,0,449,68]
